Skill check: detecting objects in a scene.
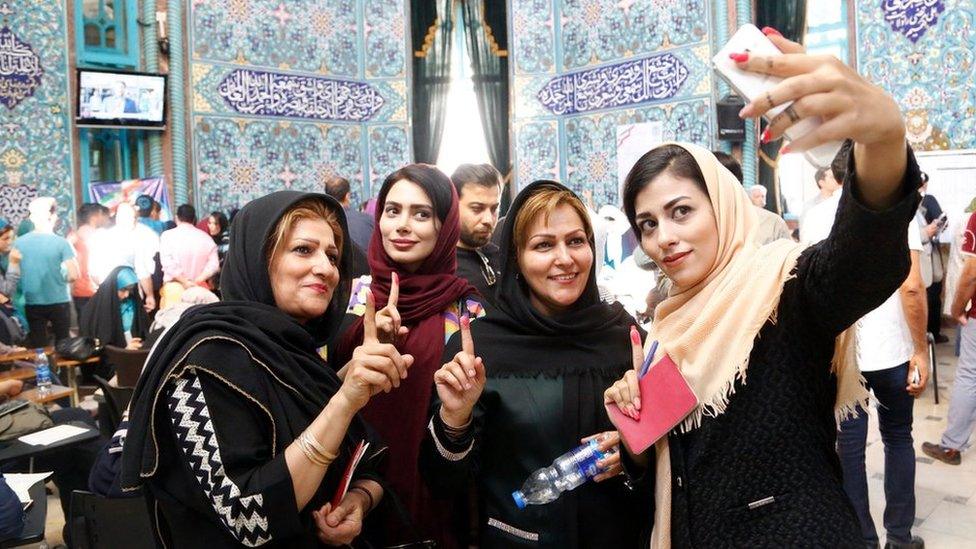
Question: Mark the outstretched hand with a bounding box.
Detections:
[434,315,486,428]
[374,272,409,345]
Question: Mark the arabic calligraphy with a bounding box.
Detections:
[0,26,43,110]
[882,0,945,43]
[217,69,385,122]
[537,52,689,115]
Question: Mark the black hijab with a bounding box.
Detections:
[80,266,149,347]
[121,191,368,491]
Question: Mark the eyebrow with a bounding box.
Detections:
[385,200,432,210]
[293,237,320,245]
[635,196,691,221]
[529,228,586,240]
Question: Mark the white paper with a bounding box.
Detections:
[18,424,90,446]
[4,472,52,503]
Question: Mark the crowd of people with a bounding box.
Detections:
[0,27,973,549]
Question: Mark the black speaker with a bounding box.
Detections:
[716,94,746,142]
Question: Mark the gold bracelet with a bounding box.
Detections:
[301,431,338,462]
[296,434,332,467]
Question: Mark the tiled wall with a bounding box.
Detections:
[189,0,411,215]
[510,0,721,206]
[0,1,75,224]
[856,0,975,151]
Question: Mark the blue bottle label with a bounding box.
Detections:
[571,440,605,479]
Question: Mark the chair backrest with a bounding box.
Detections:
[70,490,159,549]
[93,376,133,435]
[102,345,149,387]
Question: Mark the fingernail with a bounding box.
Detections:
[630,325,640,345]
[762,26,782,37]
[761,128,771,144]
[781,144,792,154]
[634,396,641,411]
[634,411,641,421]
[739,104,754,118]
[467,370,475,377]
[729,52,749,63]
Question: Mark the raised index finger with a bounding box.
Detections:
[460,314,475,357]
[363,289,378,343]
[630,325,644,371]
[387,272,399,308]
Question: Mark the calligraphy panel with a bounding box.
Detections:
[537,51,699,115]
[0,1,73,225]
[857,0,976,150]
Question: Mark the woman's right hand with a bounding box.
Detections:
[604,326,645,421]
[434,315,485,427]
[338,289,413,411]
[9,249,21,266]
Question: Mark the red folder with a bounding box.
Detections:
[606,354,698,454]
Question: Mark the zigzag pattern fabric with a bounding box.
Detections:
[167,374,272,547]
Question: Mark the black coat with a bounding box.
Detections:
[624,148,922,547]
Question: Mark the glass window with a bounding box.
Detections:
[75,0,138,67]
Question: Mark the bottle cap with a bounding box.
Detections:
[511,490,526,509]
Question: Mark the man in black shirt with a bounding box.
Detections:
[451,164,502,303]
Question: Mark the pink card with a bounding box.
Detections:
[607,354,698,454]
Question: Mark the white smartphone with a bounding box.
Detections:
[712,24,842,167]
[911,366,921,386]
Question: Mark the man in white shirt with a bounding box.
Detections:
[800,154,847,245]
[836,220,929,549]
[159,205,219,307]
[800,166,841,226]
[89,202,159,312]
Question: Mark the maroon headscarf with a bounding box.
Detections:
[335,165,475,546]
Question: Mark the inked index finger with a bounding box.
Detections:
[388,272,399,308]
[630,325,644,371]
[363,289,378,343]
[460,314,475,357]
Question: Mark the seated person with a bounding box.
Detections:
[0,474,24,541]
[80,266,149,351]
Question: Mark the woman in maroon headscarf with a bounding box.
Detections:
[333,164,480,548]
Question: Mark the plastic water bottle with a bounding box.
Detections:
[34,349,52,397]
[512,439,607,508]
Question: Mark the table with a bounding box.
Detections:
[16,385,75,405]
[0,368,35,383]
[0,348,100,406]
[0,421,100,464]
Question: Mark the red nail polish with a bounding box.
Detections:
[781,144,792,154]
[762,26,782,37]
[761,129,771,144]
[630,325,640,345]
[729,52,749,63]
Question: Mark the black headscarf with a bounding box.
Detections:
[121,191,369,492]
[79,266,149,347]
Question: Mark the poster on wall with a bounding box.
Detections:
[89,176,172,222]
[0,26,44,110]
[616,121,664,196]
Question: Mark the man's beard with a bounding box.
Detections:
[460,226,491,248]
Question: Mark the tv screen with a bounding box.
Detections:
[76,68,166,129]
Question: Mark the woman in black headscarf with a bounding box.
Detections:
[80,265,149,350]
[121,191,413,548]
[421,181,645,547]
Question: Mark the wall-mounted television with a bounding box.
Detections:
[76,68,167,130]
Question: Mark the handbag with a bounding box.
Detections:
[0,401,53,441]
[55,336,102,361]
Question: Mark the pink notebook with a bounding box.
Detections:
[607,354,698,454]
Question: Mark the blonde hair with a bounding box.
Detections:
[512,186,593,253]
[266,197,344,268]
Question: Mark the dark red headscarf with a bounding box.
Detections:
[335,165,476,546]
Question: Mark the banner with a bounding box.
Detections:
[88,176,172,222]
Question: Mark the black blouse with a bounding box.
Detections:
[625,146,922,547]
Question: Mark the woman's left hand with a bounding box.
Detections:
[582,431,623,482]
[735,31,905,154]
[313,492,367,546]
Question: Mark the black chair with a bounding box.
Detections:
[927,332,939,404]
[101,345,149,387]
[70,490,159,549]
[93,376,133,436]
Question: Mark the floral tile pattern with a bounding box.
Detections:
[510,0,717,204]
[857,0,975,151]
[190,0,411,212]
[0,0,73,225]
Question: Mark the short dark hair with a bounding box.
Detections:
[324,176,351,202]
[176,204,196,224]
[77,202,107,225]
[814,166,830,188]
[378,164,453,223]
[710,151,742,183]
[450,163,502,196]
[135,194,154,217]
[830,141,853,184]
[623,144,707,236]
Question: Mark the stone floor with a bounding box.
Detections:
[21,329,976,548]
